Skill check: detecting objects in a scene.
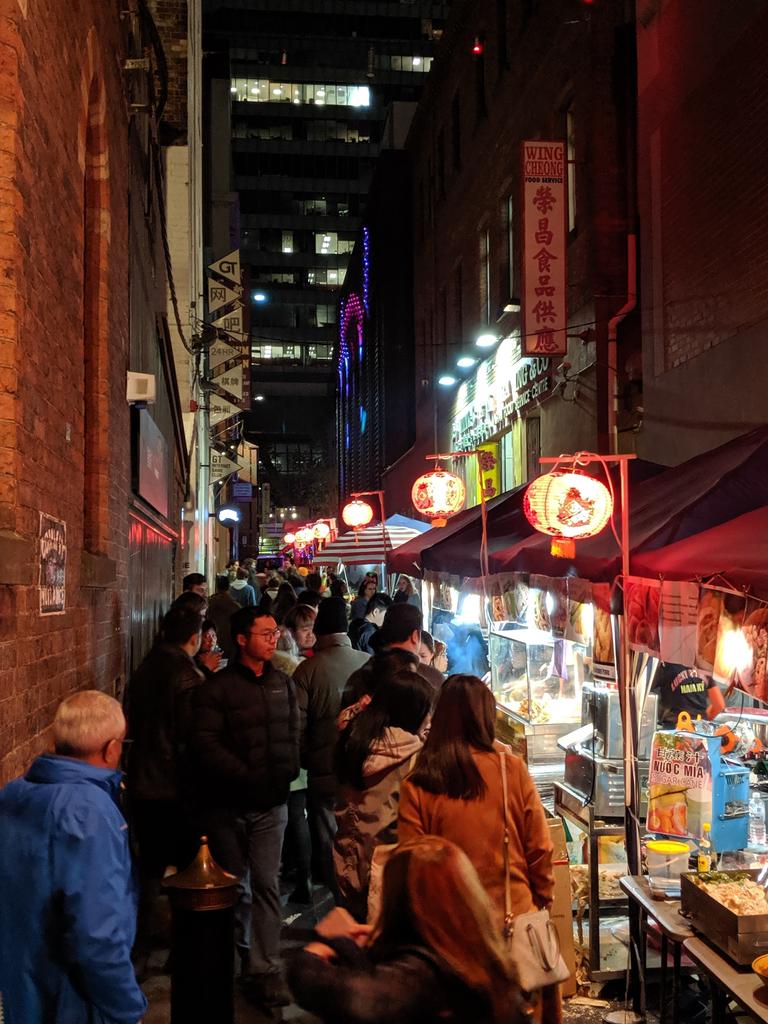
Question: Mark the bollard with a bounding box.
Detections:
[163,835,240,1024]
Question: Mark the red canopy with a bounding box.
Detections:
[387,495,508,576]
[631,505,768,598]
[490,427,768,579]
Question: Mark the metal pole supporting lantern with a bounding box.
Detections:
[351,489,387,589]
[537,453,642,1023]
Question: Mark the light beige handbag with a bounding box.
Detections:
[499,746,570,993]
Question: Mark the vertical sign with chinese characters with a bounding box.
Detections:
[476,443,500,500]
[522,141,568,355]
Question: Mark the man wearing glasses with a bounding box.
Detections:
[0,690,147,1024]
[193,605,302,1010]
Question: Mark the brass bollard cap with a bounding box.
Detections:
[163,836,241,911]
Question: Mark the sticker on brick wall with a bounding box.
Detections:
[39,513,66,615]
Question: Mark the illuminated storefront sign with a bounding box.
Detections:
[450,336,553,451]
[522,140,567,355]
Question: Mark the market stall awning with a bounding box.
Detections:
[387,494,509,577]
[490,426,768,579]
[313,514,429,566]
[631,505,768,598]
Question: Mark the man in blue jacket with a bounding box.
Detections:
[0,689,147,1024]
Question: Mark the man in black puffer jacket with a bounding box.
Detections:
[192,605,302,1010]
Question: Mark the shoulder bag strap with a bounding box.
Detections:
[499,745,514,939]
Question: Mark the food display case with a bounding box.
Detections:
[490,623,587,800]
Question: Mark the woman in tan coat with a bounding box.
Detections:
[398,674,561,1024]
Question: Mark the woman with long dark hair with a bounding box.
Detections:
[350,577,377,620]
[333,670,432,920]
[271,581,297,624]
[288,836,527,1024]
[399,674,559,1024]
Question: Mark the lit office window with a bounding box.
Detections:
[282,230,294,254]
[375,55,432,73]
[304,267,347,287]
[316,232,337,255]
[231,79,370,108]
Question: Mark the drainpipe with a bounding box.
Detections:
[606,233,637,455]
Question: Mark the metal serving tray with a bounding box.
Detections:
[680,870,768,964]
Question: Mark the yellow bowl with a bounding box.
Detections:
[752,953,768,980]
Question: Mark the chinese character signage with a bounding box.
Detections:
[522,141,567,356]
[39,512,66,615]
[476,442,500,499]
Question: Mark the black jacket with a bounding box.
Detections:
[125,642,204,802]
[348,619,379,655]
[192,661,301,811]
[293,636,370,798]
[288,938,517,1024]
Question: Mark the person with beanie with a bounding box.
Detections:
[294,597,369,898]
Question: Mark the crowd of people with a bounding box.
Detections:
[0,564,560,1024]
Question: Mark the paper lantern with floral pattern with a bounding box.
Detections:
[411,470,466,527]
[524,470,613,557]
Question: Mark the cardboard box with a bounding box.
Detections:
[548,819,578,997]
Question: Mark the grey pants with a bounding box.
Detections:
[308,790,339,901]
[206,804,288,977]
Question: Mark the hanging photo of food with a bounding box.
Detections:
[695,587,722,673]
[592,582,614,669]
[502,572,529,626]
[529,575,552,632]
[712,591,747,683]
[624,577,661,655]
[548,578,568,638]
[741,602,768,704]
[488,575,507,622]
[566,578,592,646]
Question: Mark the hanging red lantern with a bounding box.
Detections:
[411,469,466,527]
[523,470,613,557]
[342,499,374,530]
[313,522,331,540]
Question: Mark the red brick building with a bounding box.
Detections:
[382,0,638,512]
[0,0,188,781]
[635,0,768,464]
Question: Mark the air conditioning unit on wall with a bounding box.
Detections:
[126,371,156,405]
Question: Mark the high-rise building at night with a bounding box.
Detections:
[203,1,449,519]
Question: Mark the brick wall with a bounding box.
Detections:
[636,0,768,463]
[396,0,634,508]
[149,0,188,137]
[0,0,184,782]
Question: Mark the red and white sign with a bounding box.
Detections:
[522,141,568,356]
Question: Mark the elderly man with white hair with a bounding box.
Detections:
[0,689,147,1024]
